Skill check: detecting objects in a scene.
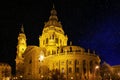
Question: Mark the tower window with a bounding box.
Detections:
[46,38,48,44]
[60,39,62,44]
[22,48,24,51]
[52,34,54,39]
[55,38,58,43]
[43,40,45,45]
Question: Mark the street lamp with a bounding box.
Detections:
[39,55,44,62]
[39,54,44,79]
[94,65,99,80]
[95,65,99,70]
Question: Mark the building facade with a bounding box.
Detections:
[112,65,120,79]
[0,63,11,80]
[15,6,101,80]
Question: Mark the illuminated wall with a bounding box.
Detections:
[112,65,120,77]
[43,46,100,80]
[0,63,11,80]
[23,46,46,80]
[16,6,101,80]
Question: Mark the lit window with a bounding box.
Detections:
[43,40,45,45]
[60,39,62,44]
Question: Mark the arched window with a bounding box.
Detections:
[43,40,45,45]
[46,38,48,44]
[70,47,72,52]
[83,60,86,74]
[52,34,54,39]
[60,39,62,44]
[75,59,79,73]
[61,48,63,53]
[68,67,72,73]
[90,60,93,73]
[76,67,79,73]
[52,50,56,55]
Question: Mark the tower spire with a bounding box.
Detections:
[49,4,57,20]
[21,24,24,33]
[53,3,55,9]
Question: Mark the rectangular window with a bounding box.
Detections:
[29,59,32,64]
[46,38,48,44]
[68,67,72,73]
[55,38,58,43]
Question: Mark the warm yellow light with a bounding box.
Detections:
[39,55,44,61]
[95,65,99,69]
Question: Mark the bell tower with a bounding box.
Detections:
[16,24,27,62]
[15,24,27,77]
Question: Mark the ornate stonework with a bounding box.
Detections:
[15,6,101,80]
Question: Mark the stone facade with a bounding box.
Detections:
[15,6,101,80]
[0,63,11,80]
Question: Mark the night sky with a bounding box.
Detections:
[0,0,120,74]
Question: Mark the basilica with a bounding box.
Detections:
[15,6,101,80]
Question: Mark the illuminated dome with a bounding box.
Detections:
[44,6,62,28]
